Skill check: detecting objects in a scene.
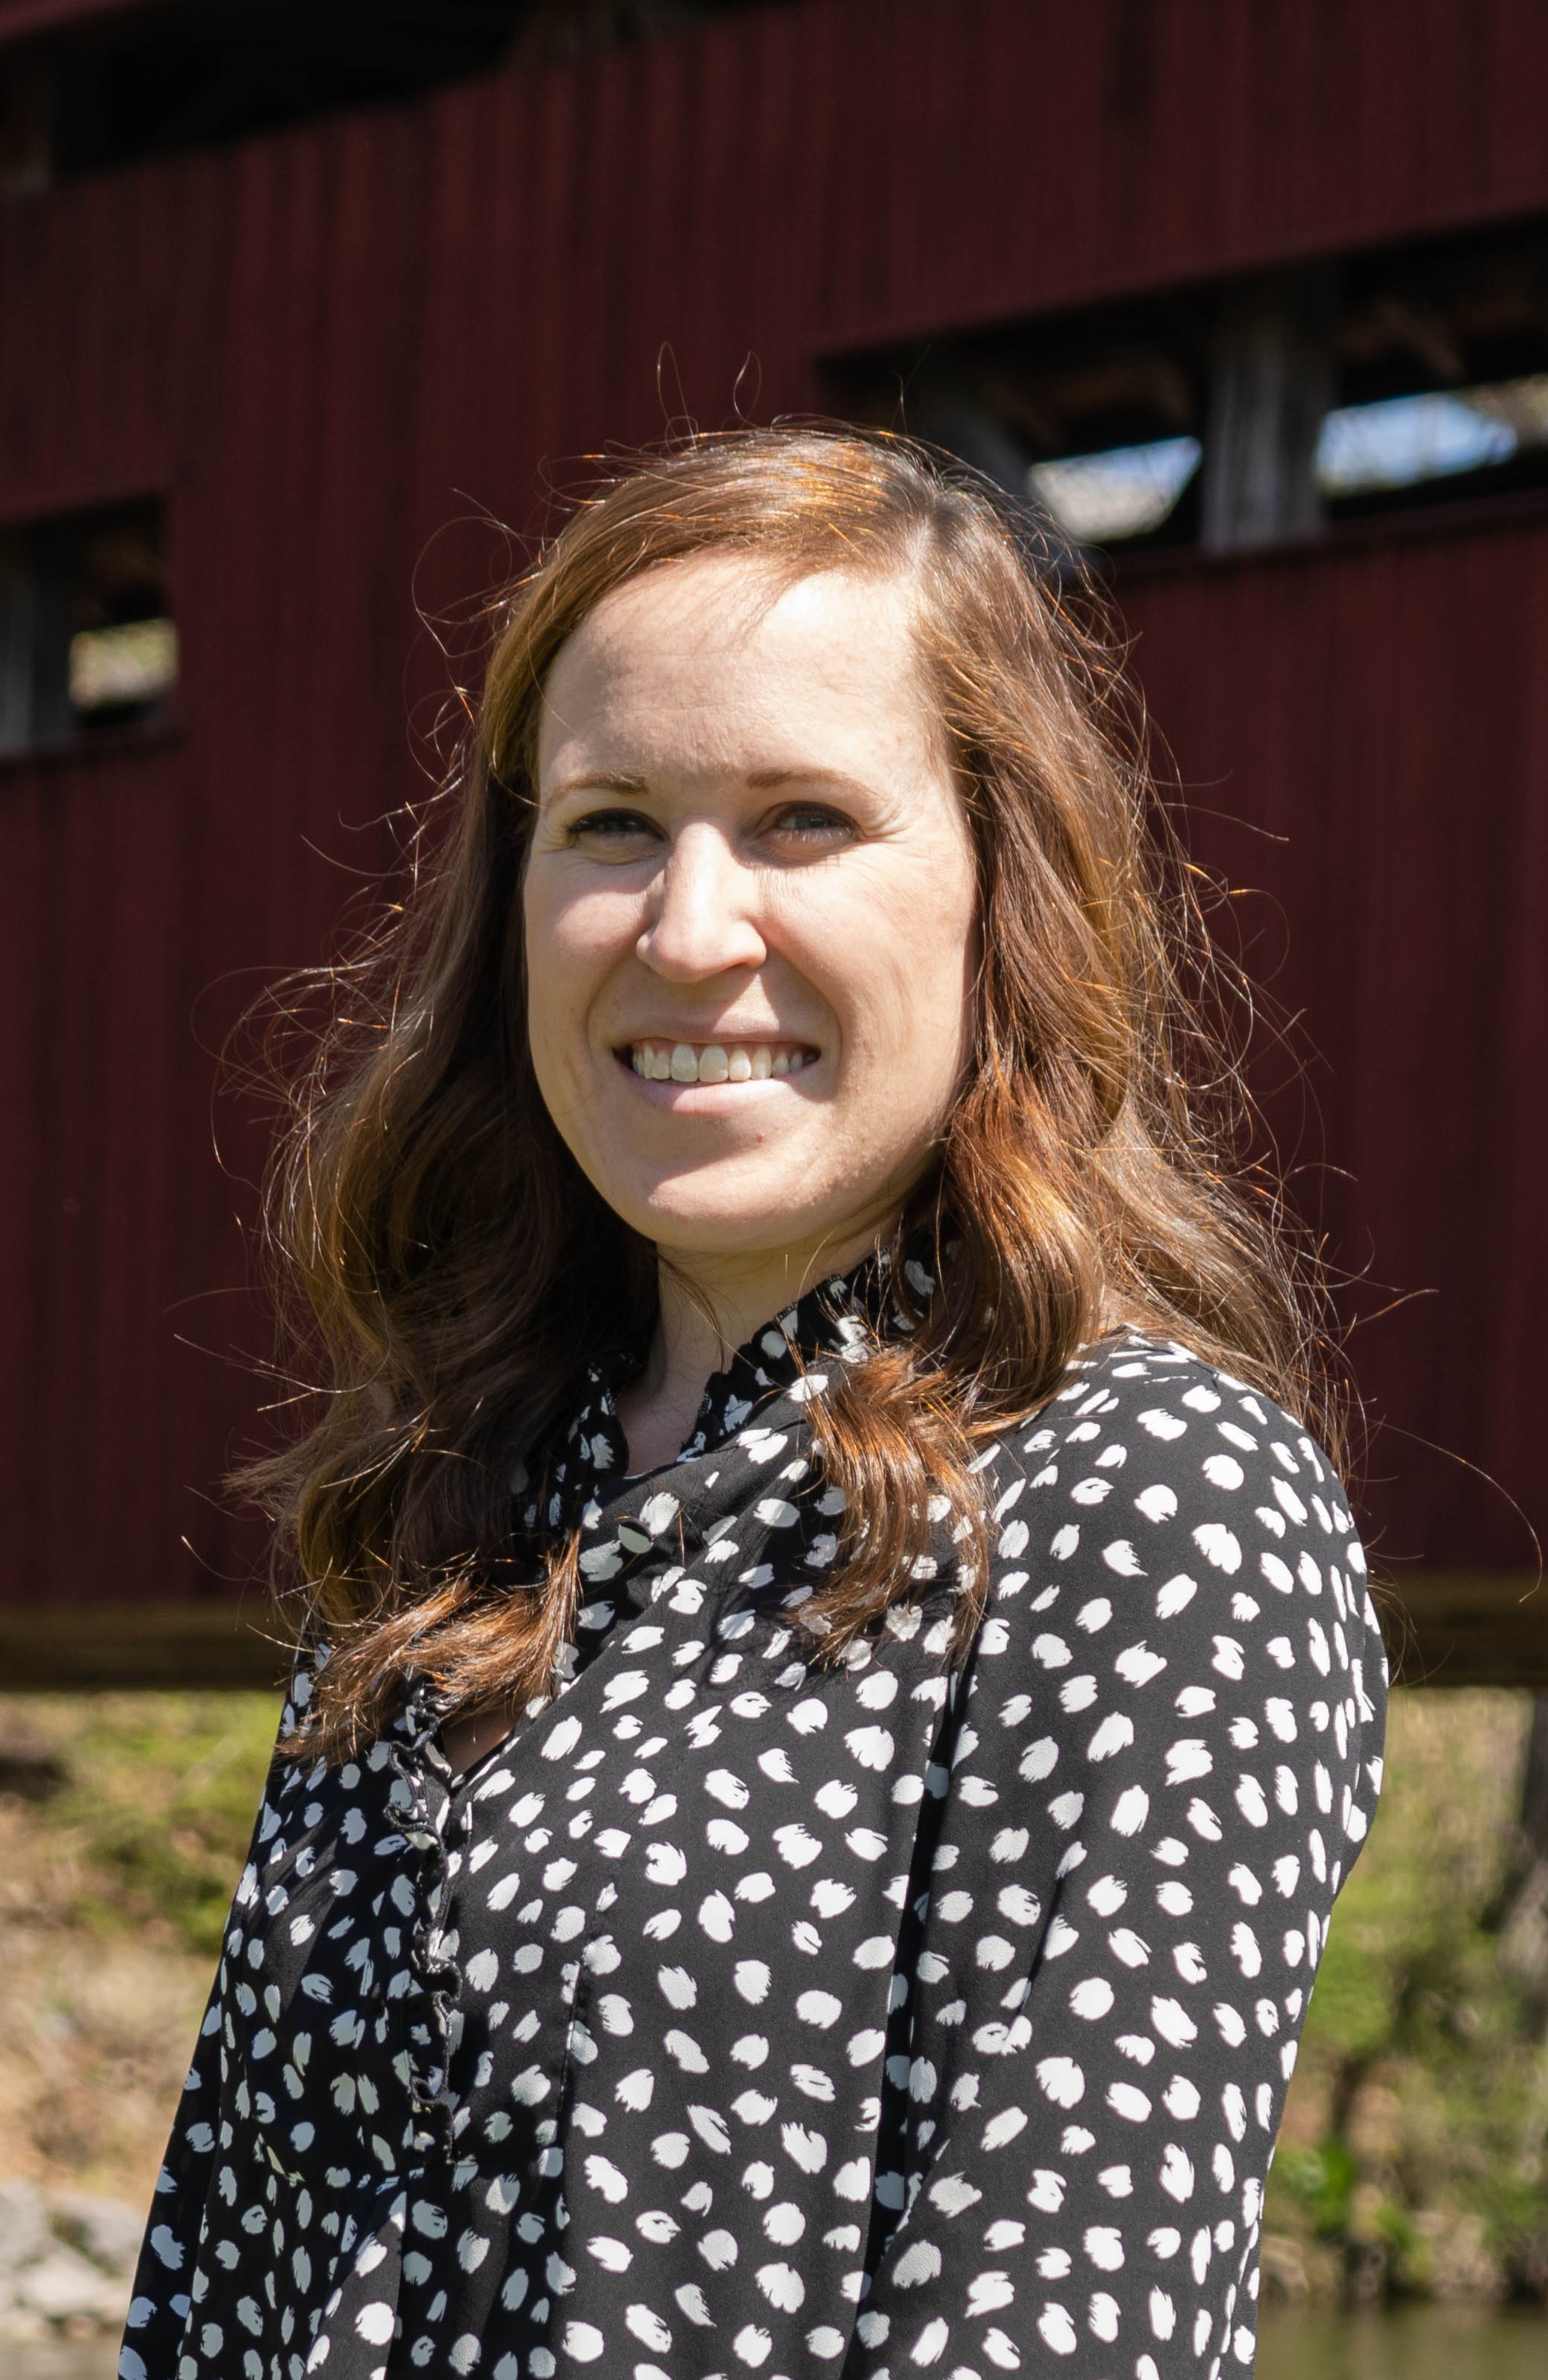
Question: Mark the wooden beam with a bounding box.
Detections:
[0,1603,296,1692]
[1381,1574,1548,1689]
[1201,266,1337,552]
[0,0,159,53]
[1,1580,1545,1694]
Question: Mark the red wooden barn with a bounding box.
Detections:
[1,0,1545,1684]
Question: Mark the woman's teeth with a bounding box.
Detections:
[628,1040,815,1084]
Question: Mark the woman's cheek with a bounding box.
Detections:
[531,896,620,1051]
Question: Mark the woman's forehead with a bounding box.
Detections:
[537,558,937,783]
[565,551,920,665]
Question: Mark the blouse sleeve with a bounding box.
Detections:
[118,1667,308,2380]
[117,1974,226,2379]
[841,1346,1387,2380]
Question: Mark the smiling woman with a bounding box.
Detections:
[119,430,1386,2380]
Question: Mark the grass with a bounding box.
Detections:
[37,1693,284,1958]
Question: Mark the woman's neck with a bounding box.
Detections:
[614,1231,881,1475]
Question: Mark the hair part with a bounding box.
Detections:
[239,425,1335,1759]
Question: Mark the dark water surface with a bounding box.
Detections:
[1258,2304,1548,2378]
[10,2308,1548,2379]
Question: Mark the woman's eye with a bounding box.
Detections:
[568,807,660,848]
[768,803,853,845]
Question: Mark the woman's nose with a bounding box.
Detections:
[636,825,767,980]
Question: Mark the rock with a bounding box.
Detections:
[1346,2081,1404,2166]
[49,2188,145,2274]
[0,1718,67,1800]
[0,2304,50,2345]
[1508,2223,1548,2300]
[0,2176,142,2333]
[0,2180,50,2272]
[1344,2238,1389,2304]
[1412,2206,1507,2301]
[16,2245,126,2324]
[1258,2231,1310,2302]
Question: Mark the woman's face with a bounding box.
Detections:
[524,555,978,1282]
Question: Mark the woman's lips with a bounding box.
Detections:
[621,1038,819,1085]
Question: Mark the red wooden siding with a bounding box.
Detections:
[3,0,1547,1615]
[1120,512,1548,1572]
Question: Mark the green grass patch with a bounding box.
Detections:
[3,1692,282,1958]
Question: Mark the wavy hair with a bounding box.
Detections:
[243,426,1332,1756]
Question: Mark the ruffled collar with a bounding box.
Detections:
[511,1240,933,1584]
[390,1240,944,1753]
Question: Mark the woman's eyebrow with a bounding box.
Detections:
[743,766,875,797]
[548,766,877,800]
[545,771,652,797]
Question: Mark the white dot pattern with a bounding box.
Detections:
[119,1281,1386,2380]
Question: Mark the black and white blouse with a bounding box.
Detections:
[121,1267,1386,2380]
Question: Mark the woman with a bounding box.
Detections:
[122,429,1385,2380]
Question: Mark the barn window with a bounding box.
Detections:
[828,215,1548,558]
[1030,435,1203,545]
[1315,376,1548,498]
[0,496,176,756]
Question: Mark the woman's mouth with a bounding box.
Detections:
[622,1038,820,1085]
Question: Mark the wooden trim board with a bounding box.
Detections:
[0,1603,296,1692]
[0,1579,1544,1692]
[1377,1574,1547,1688]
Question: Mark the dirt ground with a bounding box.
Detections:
[0,1693,279,2211]
[0,1802,212,2207]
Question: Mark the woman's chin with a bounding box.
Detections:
[637,1205,834,1261]
[621,1181,864,1267]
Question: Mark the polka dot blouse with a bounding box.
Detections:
[120,1266,1386,2380]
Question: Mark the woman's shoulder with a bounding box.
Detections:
[974,1326,1369,1618]
[966,1325,1386,1770]
[987,1327,1348,1505]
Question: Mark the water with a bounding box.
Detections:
[6,2310,1546,2379]
[1257,2305,1548,2379]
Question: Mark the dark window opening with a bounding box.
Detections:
[826,285,1217,558]
[825,216,1548,559]
[0,498,176,756]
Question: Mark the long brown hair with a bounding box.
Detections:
[245,426,1332,1756]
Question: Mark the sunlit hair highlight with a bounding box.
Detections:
[242,426,1335,1758]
